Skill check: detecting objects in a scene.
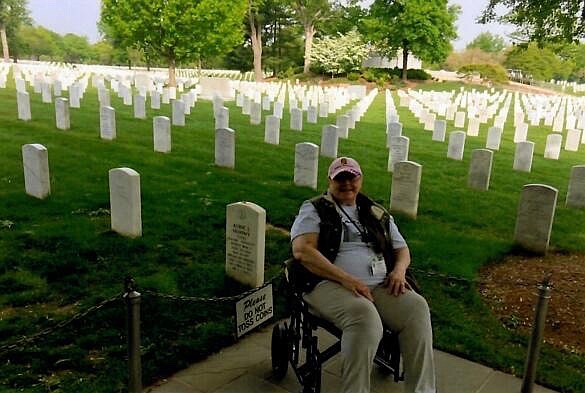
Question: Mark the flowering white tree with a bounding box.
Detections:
[310,29,369,77]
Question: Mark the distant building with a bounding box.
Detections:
[362,50,422,69]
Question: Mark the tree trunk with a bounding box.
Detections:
[249,11,263,82]
[303,23,315,74]
[401,43,409,82]
[0,25,9,63]
[168,55,177,87]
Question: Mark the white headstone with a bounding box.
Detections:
[17,91,32,121]
[55,98,70,130]
[22,144,50,199]
[290,108,303,131]
[109,167,142,238]
[294,142,319,189]
[447,131,466,160]
[386,122,402,148]
[273,101,284,119]
[250,102,262,125]
[319,101,329,117]
[69,83,81,108]
[215,128,236,168]
[388,136,409,172]
[100,106,116,140]
[432,120,447,142]
[468,149,493,191]
[151,91,161,109]
[485,126,502,150]
[336,115,350,139]
[467,117,480,136]
[564,129,581,152]
[566,165,585,208]
[454,111,465,128]
[544,134,562,160]
[514,123,528,143]
[264,115,280,145]
[514,184,557,254]
[134,95,146,119]
[225,201,266,288]
[41,82,52,103]
[513,141,534,173]
[172,99,185,126]
[390,161,422,219]
[153,116,171,153]
[307,106,318,124]
[320,125,339,158]
[215,106,229,130]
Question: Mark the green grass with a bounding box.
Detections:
[0,75,584,392]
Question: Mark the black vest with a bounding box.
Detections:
[291,192,400,292]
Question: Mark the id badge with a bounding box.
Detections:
[370,255,386,276]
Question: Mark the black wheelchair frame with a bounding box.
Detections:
[271,259,403,393]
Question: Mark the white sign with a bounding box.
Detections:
[235,284,273,338]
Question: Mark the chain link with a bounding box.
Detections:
[0,292,123,357]
[143,271,284,304]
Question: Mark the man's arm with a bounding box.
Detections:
[292,233,373,301]
[384,246,411,296]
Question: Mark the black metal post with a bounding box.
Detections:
[125,278,142,393]
[521,274,552,393]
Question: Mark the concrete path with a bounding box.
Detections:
[146,323,558,393]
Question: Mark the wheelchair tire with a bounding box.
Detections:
[271,322,289,379]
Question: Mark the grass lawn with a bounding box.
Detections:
[0,75,584,392]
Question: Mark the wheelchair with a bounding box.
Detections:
[271,259,403,393]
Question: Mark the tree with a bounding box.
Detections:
[16,25,61,60]
[100,0,247,86]
[61,33,92,63]
[479,0,585,44]
[321,0,368,37]
[292,0,330,74]
[310,28,369,76]
[248,0,264,81]
[467,32,506,53]
[366,0,459,81]
[505,42,575,81]
[0,0,30,62]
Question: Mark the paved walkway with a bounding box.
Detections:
[147,323,558,393]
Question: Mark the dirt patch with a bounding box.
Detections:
[478,253,585,354]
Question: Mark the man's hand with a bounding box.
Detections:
[384,267,408,296]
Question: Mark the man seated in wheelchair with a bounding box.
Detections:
[290,157,436,393]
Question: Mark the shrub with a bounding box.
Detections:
[347,72,360,81]
[458,63,509,83]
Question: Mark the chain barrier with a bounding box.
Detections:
[142,270,284,304]
[0,292,123,357]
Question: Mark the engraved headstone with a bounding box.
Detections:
[215,128,236,168]
[22,144,50,199]
[514,184,557,254]
[390,161,422,219]
[134,95,146,119]
[100,106,116,140]
[215,106,229,130]
[41,82,52,103]
[454,111,465,128]
[388,136,409,172]
[69,83,81,108]
[514,123,528,143]
[432,119,447,142]
[172,99,185,126]
[273,101,284,119]
[386,121,402,148]
[447,131,466,160]
[109,168,142,238]
[513,141,534,172]
[294,142,319,189]
[336,114,350,139]
[17,91,31,121]
[153,116,171,153]
[250,102,262,125]
[320,125,338,158]
[566,165,585,208]
[151,91,161,109]
[290,108,303,131]
[55,98,70,130]
[225,201,266,288]
[468,149,493,191]
[544,134,562,159]
[467,117,480,136]
[307,106,318,124]
[486,126,502,150]
[264,115,281,145]
[564,129,581,152]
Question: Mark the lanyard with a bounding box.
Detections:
[333,199,368,242]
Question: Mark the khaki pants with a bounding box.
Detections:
[304,281,436,393]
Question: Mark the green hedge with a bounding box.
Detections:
[458,64,509,83]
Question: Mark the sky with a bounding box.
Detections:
[27,0,515,51]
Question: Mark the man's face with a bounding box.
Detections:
[328,172,362,205]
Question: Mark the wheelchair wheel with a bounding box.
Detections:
[271,322,289,379]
